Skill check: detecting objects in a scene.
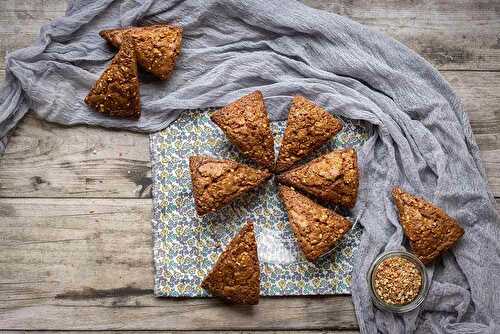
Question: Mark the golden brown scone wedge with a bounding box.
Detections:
[84,37,140,118]
[210,91,275,169]
[275,96,342,172]
[277,148,359,208]
[392,187,464,264]
[100,24,183,80]
[189,156,272,216]
[99,26,159,47]
[279,185,352,262]
[201,222,260,304]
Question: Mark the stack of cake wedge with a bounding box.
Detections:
[85,24,183,118]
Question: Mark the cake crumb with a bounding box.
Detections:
[374,256,422,305]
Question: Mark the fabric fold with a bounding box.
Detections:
[0,0,498,333]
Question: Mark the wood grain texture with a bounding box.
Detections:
[0,332,360,334]
[1,70,498,198]
[1,0,500,72]
[0,0,67,75]
[442,72,500,137]
[301,0,500,71]
[0,198,357,331]
[0,297,356,330]
[0,0,499,332]
[0,115,152,198]
[0,198,498,330]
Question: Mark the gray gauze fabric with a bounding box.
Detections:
[1,0,499,332]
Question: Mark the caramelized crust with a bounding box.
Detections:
[278,148,359,208]
[201,222,260,304]
[276,96,342,172]
[279,186,352,262]
[211,91,275,169]
[392,187,464,264]
[189,156,271,216]
[84,37,140,118]
[100,25,183,80]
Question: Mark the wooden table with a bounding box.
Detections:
[0,0,498,332]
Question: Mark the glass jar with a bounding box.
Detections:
[367,250,429,313]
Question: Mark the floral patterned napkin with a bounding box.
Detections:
[150,109,369,296]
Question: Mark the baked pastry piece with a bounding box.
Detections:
[279,185,352,262]
[275,96,342,172]
[392,187,464,264]
[100,25,183,80]
[84,37,140,118]
[210,91,275,169]
[99,26,156,47]
[201,222,260,304]
[277,148,359,208]
[189,156,272,216]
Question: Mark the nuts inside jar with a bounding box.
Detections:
[373,256,422,305]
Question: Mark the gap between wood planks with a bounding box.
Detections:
[0,197,497,331]
[0,0,498,331]
[1,68,498,199]
[0,332,359,334]
[0,1,499,201]
[1,0,500,71]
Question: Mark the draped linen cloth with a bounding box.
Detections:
[0,1,498,333]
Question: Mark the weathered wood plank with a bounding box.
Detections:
[0,298,355,330]
[0,1,497,332]
[0,0,66,70]
[0,0,67,13]
[2,330,359,334]
[0,70,498,198]
[0,198,498,330]
[482,148,500,196]
[440,71,500,138]
[0,0,500,71]
[0,115,152,198]
[302,0,500,71]
[0,198,358,331]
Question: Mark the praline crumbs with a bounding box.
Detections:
[210,91,275,169]
[278,148,359,208]
[279,185,352,262]
[201,222,260,305]
[392,187,464,264]
[84,37,140,118]
[189,155,271,216]
[374,256,422,305]
[275,96,342,172]
[100,25,183,80]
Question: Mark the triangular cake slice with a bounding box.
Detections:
[99,26,158,47]
[277,148,359,208]
[84,37,140,118]
[189,156,271,216]
[279,186,352,262]
[201,222,260,304]
[275,96,343,172]
[210,91,275,169]
[100,25,183,80]
[392,187,464,264]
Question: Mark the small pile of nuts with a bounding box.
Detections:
[373,256,422,305]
